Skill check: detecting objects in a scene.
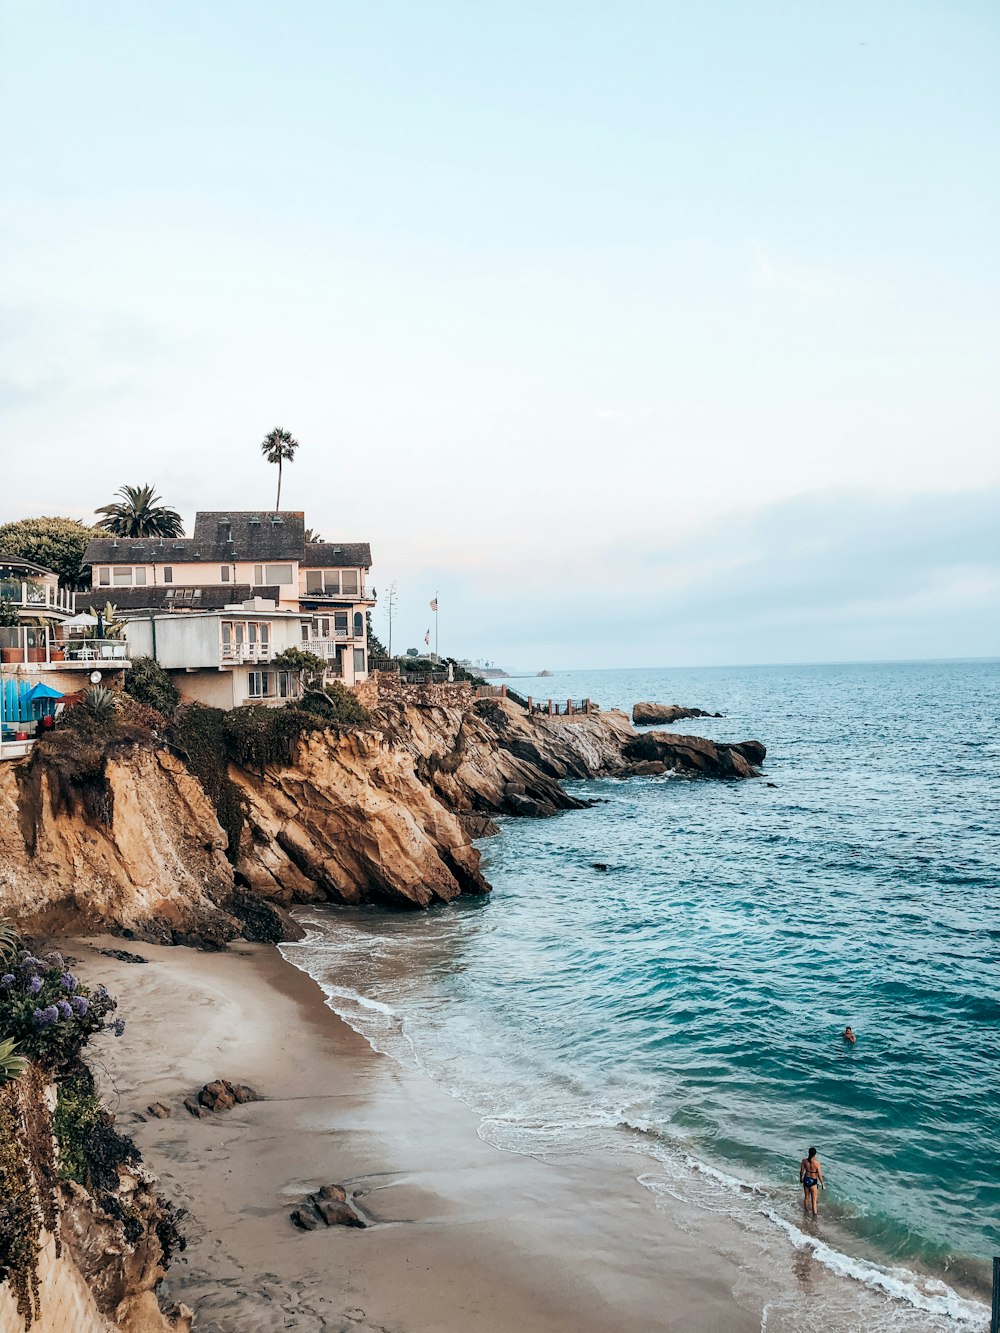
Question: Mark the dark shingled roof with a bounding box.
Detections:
[76,585,280,614]
[301,542,372,569]
[82,513,370,569]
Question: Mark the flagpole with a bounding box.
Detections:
[435,591,439,659]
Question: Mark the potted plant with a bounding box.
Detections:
[0,598,23,663]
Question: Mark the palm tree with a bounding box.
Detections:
[304,527,322,542]
[260,427,299,510]
[95,484,184,538]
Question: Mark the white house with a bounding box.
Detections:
[124,599,311,709]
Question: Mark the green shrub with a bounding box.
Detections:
[79,686,115,725]
[124,656,179,716]
[298,682,370,726]
[54,1075,138,1194]
[172,705,244,863]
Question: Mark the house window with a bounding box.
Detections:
[353,648,366,675]
[163,567,173,583]
[334,611,348,637]
[353,611,364,638]
[248,670,264,698]
[266,564,292,584]
[134,567,147,586]
[305,571,323,594]
[220,566,231,582]
[97,567,111,586]
[112,567,132,586]
[342,570,359,595]
[300,622,310,642]
[247,670,288,700]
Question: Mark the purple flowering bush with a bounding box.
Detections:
[0,950,120,1069]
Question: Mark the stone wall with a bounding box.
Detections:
[0,1230,113,1333]
[364,672,475,710]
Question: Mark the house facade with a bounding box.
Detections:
[81,511,374,689]
[124,600,310,709]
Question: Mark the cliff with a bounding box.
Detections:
[0,697,763,942]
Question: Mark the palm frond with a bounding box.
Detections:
[0,1038,28,1084]
[0,920,20,966]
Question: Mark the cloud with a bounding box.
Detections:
[384,487,1000,668]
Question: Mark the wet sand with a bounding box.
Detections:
[76,937,765,1333]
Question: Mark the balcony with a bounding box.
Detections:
[221,642,273,665]
[0,627,130,668]
[0,578,76,616]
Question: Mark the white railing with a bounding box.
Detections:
[0,581,76,614]
[221,643,273,664]
[0,629,129,666]
[309,635,357,657]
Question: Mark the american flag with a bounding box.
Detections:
[429,598,438,612]
[424,630,431,646]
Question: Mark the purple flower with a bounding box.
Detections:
[27,975,42,996]
[32,1005,59,1029]
[94,984,110,1003]
[0,974,14,990]
[59,973,77,992]
[55,999,73,1020]
[19,954,42,973]
[70,995,89,1016]
[112,1017,126,1038]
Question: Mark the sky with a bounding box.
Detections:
[1,1,998,669]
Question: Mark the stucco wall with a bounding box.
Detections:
[171,670,237,709]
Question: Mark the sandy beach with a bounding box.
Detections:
[74,937,765,1333]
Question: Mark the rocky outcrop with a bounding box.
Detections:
[0,746,234,941]
[632,703,723,725]
[290,1183,367,1232]
[622,732,766,778]
[0,696,761,938]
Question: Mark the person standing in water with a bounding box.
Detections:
[799,1147,824,1215]
[843,1026,856,1043]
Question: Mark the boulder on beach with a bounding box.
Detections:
[622,733,765,779]
[632,703,723,725]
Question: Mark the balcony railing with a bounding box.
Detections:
[308,635,359,658]
[0,628,129,667]
[221,643,273,664]
[0,580,76,615]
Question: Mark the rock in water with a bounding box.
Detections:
[622,732,765,778]
[632,703,723,725]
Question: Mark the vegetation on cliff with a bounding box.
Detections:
[0,927,147,1326]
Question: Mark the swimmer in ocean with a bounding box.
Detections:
[799,1147,824,1215]
[843,1025,856,1043]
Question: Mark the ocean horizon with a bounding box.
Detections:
[282,657,998,1331]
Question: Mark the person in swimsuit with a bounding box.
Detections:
[799,1147,824,1215]
[843,1026,856,1043]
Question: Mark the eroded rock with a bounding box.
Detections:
[632,703,723,725]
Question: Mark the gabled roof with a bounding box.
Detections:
[76,585,280,613]
[302,542,372,569]
[81,512,372,568]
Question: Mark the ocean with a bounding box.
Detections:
[281,659,999,1330]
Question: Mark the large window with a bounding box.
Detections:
[253,563,293,585]
[304,569,361,596]
[100,566,147,587]
[353,647,366,675]
[248,670,292,699]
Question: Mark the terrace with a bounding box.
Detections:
[0,625,130,668]
[0,560,76,617]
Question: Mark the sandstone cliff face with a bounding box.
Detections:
[0,697,763,938]
[0,747,232,939]
[0,701,637,934]
[233,700,635,910]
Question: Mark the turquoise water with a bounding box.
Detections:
[283,660,999,1329]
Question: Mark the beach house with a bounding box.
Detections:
[79,510,375,695]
